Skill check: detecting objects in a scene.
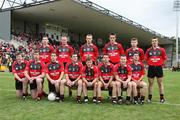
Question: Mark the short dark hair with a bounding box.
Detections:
[120,54,126,57]
[131,37,138,42]
[109,33,116,37]
[152,37,158,40]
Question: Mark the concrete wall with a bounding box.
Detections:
[0,11,11,41]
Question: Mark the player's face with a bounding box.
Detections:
[86,35,93,44]
[51,54,57,62]
[72,54,78,62]
[103,55,109,63]
[109,35,116,43]
[34,53,39,60]
[42,37,48,45]
[86,60,93,67]
[152,38,158,47]
[16,55,23,62]
[120,56,127,65]
[131,40,138,47]
[133,54,139,61]
[61,36,68,45]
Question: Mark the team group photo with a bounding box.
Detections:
[0,0,179,120]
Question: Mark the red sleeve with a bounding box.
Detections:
[45,63,49,73]
[41,62,46,73]
[82,66,86,78]
[94,45,99,60]
[70,46,74,56]
[94,66,98,78]
[12,62,17,73]
[139,48,145,61]
[125,49,129,58]
[141,63,145,75]
[127,65,132,76]
[103,44,107,54]
[60,62,64,72]
[113,64,118,75]
[79,62,83,73]
[161,48,167,61]
[118,43,124,54]
[98,64,102,76]
[25,61,30,71]
[110,64,114,76]
[145,48,150,60]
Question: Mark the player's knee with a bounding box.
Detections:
[128,82,132,88]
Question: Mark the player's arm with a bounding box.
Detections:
[13,73,22,81]
[114,74,123,82]
[82,77,88,84]
[24,70,32,81]
[58,71,64,82]
[45,73,54,82]
[99,76,105,85]
[74,75,82,83]
[107,76,113,86]
[92,66,98,84]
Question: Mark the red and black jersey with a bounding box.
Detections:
[56,45,74,63]
[12,60,28,79]
[46,61,64,80]
[126,47,144,63]
[98,63,114,82]
[80,44,98,62]
[25,60,46,77]
[145,47,167,66]
[82,65,98,81]
[114,63,132,81]
[130,62,145,81]
[65,62,83,80]
[103,42,124,64]
[39,45,54,63]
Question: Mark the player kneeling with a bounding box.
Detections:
[12,53,29,99]
[114,55,132,105]
[97,54,116,104]
[25,51,46,100]
[65,54,83,103]
[130,53,147,105]
[82,57,98,103]
[46,52,64,102]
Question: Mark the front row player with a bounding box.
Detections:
[82,57,98,103]
[97,54,116,103]
[114,55,132,104]
[46,52,64,101]
[65,54,83,103]
[12,53,29,99]
[130,53,147,104]
[25,51,46,100]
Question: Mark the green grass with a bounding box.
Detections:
[0,71,180,120]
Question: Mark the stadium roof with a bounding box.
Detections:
[1,0,172,46]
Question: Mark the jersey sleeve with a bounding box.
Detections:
[41,62,46,73]
[145,48,150,60]
[12,62,17,74]
[127,65,132,76]
[60,62,64,72]
[113,64,118,75]
[81,66,86,78]
[94,45,99,60]
[139,48,145,61]
[25,61,30,72]
[118,43,125,55]
[141,63,145,75]
[65,62,69,74]
[161,48,167,61]
[94,66,99,78]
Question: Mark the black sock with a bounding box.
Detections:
[60,95,64,100]
[160,94,164,100]
[141,96,145,101]
[56,93,60,97]
[126,96,130,101]
[138,93,141,98]
[84,96,88,99]
[118,96,123,100]
[93,96,97,100]
[148,94,152,100]
[109,89,112,96]
[76,96,81,100]
[134,96,138,101]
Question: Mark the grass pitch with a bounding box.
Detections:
[0,71,179,120]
